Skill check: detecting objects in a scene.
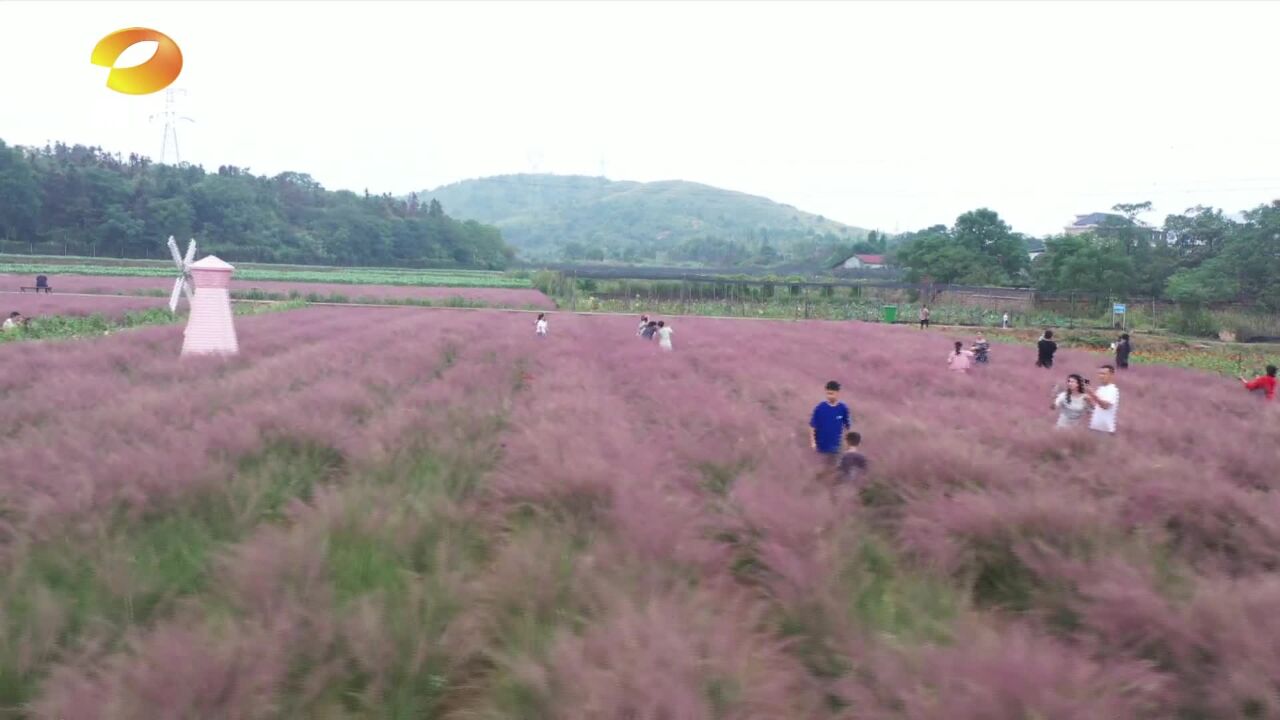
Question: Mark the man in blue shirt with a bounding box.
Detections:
[810,380,852,459]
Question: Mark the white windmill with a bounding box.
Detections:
[167,236,197,313]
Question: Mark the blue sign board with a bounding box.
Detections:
[1113,303,1127,314]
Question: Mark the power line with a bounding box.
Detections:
[149,89,195,165]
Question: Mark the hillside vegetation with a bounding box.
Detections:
[0,139,514,269]
[417,174,870,265]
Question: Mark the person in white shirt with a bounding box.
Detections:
[534,313,549,337]
[656,320,674,351]
[1085,364,1120,433]
[3,312,24,331]
[1002,312,1010,329]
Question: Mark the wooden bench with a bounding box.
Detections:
[19,286,52,294]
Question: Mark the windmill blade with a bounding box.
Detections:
[169,276,185,313]
[183,239,197,266]
[167,236,183,268]
[182,276,195,302]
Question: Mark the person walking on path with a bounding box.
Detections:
[1240,364,1277,401]
[947,341,975,373]
[535,313,549,337]
[1036,330,1058,369]
[918,306,931,329]
[810,380,853,465]
[1114,333,1132,370]
[1051,373,1090,428]
[656,320,675,351]
[1085,364,1120,434]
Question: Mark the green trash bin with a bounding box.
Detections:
[882,305,898,323]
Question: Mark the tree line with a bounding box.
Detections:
[890,202,1280,311]
[0,139,514,269]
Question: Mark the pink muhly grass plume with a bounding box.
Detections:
[0,292,166,320]
[549,587,822,720]
[33,619,294,720]
[837,621,1169,720]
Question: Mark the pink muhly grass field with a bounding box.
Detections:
[0,291,166,320]
[0,272,555,308]
[7,311,1278,718]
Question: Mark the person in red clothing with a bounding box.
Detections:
[1240,364,1277,401]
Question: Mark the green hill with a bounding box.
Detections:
[415,174,869,266]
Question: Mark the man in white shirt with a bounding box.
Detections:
[1085,364,1120,433]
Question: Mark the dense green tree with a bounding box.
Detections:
[892,210,1028,285]
[1031,234,1138,295]
[0,141,41,242]
[0,139,513,268]
[1166,201,1280,310]
[1164,205,1235,268]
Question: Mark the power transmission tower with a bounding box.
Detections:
[149,88,195,164]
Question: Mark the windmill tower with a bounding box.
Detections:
[181,255,239,356]
[150,88,194,164]
[167,235,196,313]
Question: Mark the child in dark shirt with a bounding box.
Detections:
[1036,330,1058,369]
[820,431,869,503]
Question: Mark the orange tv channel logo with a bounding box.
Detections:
[91,27,183,95]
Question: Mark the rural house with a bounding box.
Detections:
[1064,213,1163,242]
[838,253,887,270]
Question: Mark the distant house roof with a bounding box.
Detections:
[855,254,885,265]
[1071,212,1126,227]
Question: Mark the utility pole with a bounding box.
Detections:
[149,88,194,164]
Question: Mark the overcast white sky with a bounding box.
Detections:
[2,1,1278,236]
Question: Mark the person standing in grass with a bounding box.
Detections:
[947,341,974,373]
[1240,364,1277,401]
[918,306,931,329]
[971,332,991,364]
[641,320,659,340]
[1051,373,1090,428]
[1002,311,1010,329]
[535,313,549,337]
[1085,364,1120,434]
[1114,333,1132,370]
[1036,330,1058,369]
[821,431,869,503]
[637,315,649,337]
[656,320,674,351]
[810,380,852,463]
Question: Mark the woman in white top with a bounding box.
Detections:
[656,320,674,351]
[1052,373,1089,428]
[535,313,548,337]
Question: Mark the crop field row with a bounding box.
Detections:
[0,274,555,311]
[0,311,1276,717]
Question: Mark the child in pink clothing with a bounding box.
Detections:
[947,341,974,373]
